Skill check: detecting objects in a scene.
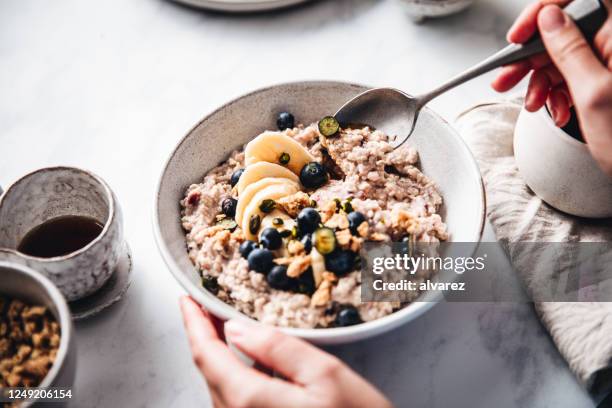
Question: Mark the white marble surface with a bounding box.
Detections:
[0,0,596,406]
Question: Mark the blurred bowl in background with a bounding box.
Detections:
[399,0,476,22]
[171,0,311,12]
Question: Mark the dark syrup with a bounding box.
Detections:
[18,215,104,258]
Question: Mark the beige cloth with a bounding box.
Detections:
[455,98,612,397]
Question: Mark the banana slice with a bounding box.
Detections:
[245,131,315,175]
[236,162,300,195]
[241,183,300,241]
[259,209,296,234]
[310,248,326,288]
[235,177,299,225]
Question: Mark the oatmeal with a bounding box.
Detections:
[181,114,447,329]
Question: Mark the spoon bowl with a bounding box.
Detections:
[335,0,606,149]
[335,88,419,149]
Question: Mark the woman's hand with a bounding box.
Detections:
[179,296,393,408]
[492,0,612,176]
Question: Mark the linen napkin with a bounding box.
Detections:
[454,98,612,398]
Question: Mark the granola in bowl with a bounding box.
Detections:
[0,297,61,389]
[180,113,447,329]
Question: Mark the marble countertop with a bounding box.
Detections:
[0,0,596,406]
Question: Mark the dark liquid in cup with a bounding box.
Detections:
[18,215,104,258]
[561,107,585,143]
[547,106,585,143]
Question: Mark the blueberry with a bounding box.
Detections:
[277,112,295,131]
[301,234,312,254]
[239,240,258,259]
[230,169,244,187]
[325,250,355,276]
[221,198,238,218]
[300,162,328,189]
[297,208,321,234]
[202,276,219,295]
[336,306,363,327]
[247,248,274,274]
[267,265,294,290]
[295,268,315,295]
[347,211,366,235]
[260,228,282,250]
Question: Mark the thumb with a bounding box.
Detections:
[225,319,343,384]
[538,5,607,101]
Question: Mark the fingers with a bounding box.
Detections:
[525,65,564,111]
[508,0,570,44]
[491,60,531,92]
[225,319,345,385]
[180,297,250,385]
[180,297,309,408]
[492,52,553,93]
[525,70,551,111]
[548,85,571,126]
[538,5,608,102]
[593,1,612,69]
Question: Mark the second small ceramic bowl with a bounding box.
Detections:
[514,107,612,218]
[0,261,77,406]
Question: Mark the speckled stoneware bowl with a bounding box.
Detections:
[153,81,485,345]
[172,0,311,12]
[0,261,76,407]
[514,107,612,218]
[0,167,124,301]
[399,0,476,22]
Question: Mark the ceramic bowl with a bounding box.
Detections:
[514,107,612,218]
[399,0,476,22]
[153,81,485,345]
[172,0,311,12]
[0,261,76,406]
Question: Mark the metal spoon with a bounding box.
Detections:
[335,0,608,149]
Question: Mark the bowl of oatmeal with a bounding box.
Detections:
[154,81,485,344]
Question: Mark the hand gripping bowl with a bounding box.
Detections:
[153,81,485,345]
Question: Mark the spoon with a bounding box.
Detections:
[335,0,608,149]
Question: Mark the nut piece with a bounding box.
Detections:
[335,229,352,247]
[325,213,349,230]
[311,280,333,307]
[277,192,312,218]
[287,255,312,278]
[391,209,418,235]
[287,240,305,256]
[310,273,337,307]
[320,200,337,223]
[356,221,369,238]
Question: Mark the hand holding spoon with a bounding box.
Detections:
[335,0,608,149]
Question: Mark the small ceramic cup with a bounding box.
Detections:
[0,167,125,301]
[514,107,612,218]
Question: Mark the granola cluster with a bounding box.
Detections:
[0,297,60,389]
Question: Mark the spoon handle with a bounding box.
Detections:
[416,0,608,107]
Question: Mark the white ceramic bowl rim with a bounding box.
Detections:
[0,261,73,389]
[0,166,116,263]
[538,107,587,149]
[153,80,486,342]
